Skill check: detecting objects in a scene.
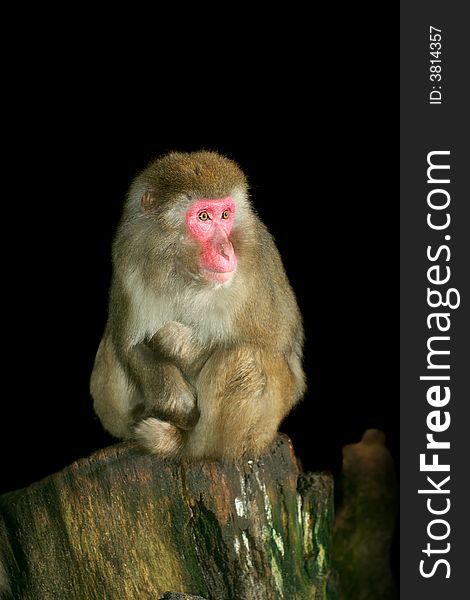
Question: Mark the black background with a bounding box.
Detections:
[1,13,397,497]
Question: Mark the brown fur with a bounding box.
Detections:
[139,150,247,204]
[90,150,305,460]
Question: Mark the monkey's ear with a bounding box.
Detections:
[141,190,157,213]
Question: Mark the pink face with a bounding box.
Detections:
[186,197,237,283]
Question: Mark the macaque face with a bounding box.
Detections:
[185,197,237,284]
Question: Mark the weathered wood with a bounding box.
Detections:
[159,593,208,600]
[0,434,334,600]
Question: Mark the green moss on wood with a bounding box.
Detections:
[0,435,334,600]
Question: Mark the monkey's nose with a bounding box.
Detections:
[219,240,234,260]
[212,226,234,261]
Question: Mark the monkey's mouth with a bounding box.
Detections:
[200,268,236,284]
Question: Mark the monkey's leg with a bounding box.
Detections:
[92,333,199,453]
[186,346,301,460]
[91,334,138,438]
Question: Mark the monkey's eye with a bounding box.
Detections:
[221,209,230,220]
[198,211,210,221]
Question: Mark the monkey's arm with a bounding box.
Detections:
[125,341,200,431]
[149,321,206,374]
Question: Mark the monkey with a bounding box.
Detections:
[90,150,306,460]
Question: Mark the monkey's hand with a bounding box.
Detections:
[150,321,202,373]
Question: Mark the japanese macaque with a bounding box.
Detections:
[90,150,305,460]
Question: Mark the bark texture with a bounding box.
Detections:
[0,434,334,600]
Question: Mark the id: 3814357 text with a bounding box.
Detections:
[429,26,443,105]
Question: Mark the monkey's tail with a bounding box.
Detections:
[133,417,186,457]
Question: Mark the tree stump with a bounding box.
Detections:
[0,435,334,600]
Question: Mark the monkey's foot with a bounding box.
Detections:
[166,401,200,431]
[133,417,186,457]
[131,396,200,432]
